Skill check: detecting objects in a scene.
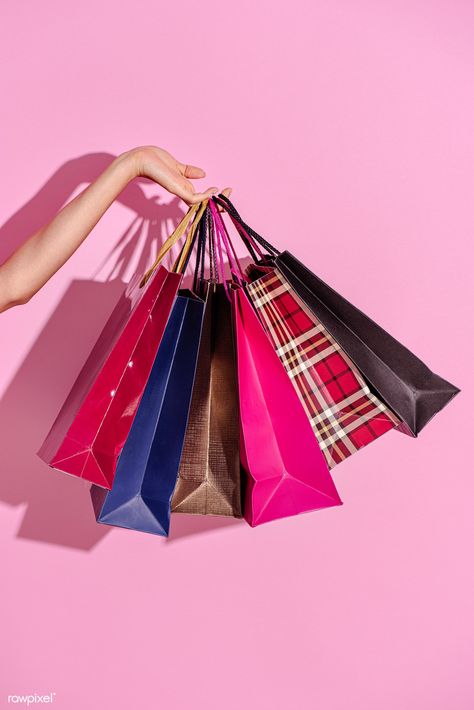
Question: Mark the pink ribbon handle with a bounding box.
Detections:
[209,200,248,298]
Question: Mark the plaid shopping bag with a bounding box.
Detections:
[247,270,399,468]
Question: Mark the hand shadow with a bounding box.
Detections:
[0,154,244,550]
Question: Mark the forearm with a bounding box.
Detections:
[0,150,138,311]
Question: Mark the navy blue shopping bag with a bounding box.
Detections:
[91,289,205,536]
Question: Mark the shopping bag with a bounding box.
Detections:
[232,281,342,527]
[214,195,460,437]
[275,252,460,436]
[171,282,242,517]
[91,289,205,536]
[247,268,399,468]
[37,202,207,488]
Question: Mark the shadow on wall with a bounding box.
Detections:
[0,153,243,552]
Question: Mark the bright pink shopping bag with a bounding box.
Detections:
[37,203,206,489]
[232,284,342,527]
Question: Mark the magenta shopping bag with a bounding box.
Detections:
[38,202,206,489]
[232,284,342,527]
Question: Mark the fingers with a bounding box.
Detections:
[217,186,232,210]
[170,167,232,206]
[186,186,233,205]
[184,187,233,206]
[185,187,219,204]
[179,163,206,179]
[164,174,214,205]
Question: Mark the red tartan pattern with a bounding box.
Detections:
[247,270,399,468]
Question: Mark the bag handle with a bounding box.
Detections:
[208,207,218,283]
[178,204,208,278]
[211,197,261,262]
[213,197,266,262]
[192,204,214,295]
[212,194,280,258]
[172,200,208,274]
[209,200,238,278]
[192,209,205,294]
[139,201,207,287]
[209,200,248,300]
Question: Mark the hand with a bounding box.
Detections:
[127,145,232,205]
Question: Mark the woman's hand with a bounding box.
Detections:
[127,146,232,204]
[0,145,232,312]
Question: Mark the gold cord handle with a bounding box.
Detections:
[139,202,201,288]
[172,200,208,274]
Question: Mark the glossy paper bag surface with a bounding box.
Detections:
[172,283,242,517]
[38,266,181,488]
[247,269,399,468]
[232,285,342,527]
[91,291,205,536]
[276,252,460,436]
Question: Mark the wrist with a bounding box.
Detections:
[114,148,141,182]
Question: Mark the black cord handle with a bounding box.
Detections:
[212,194,280,257]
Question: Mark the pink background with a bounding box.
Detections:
[0,1,472,708]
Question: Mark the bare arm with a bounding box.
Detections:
[0,146,229,312]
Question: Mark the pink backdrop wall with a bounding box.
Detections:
[0,1,472,708]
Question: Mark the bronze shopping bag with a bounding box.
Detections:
[171,282,242,517]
